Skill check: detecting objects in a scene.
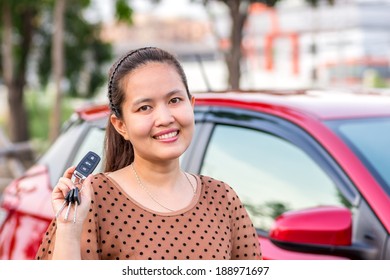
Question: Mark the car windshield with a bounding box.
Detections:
[326,117,390,195]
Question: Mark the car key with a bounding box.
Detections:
[72,187,81,223]
[56,151,101,222]
[55,190,73,219]
[64,189,75,221]
[72,151,101,185]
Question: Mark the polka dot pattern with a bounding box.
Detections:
[36,174,261,260]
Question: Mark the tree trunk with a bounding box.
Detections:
[1,1,31,143]
[7,85,30,143]
[50,0,67,142]
[226,0,247,90]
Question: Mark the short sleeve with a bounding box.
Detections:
[35,219,57,260]
[226,185,262,260]
[35,177,101,260]
[79,182,101,260]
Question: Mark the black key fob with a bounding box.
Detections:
[65,188,73,203]
[72,187,81,205]
[73,151,101,182]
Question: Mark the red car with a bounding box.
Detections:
[1,89,390,259]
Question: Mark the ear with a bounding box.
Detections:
[190,95,195,109]
[110,114,129,140]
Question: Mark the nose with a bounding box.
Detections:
[154,104,174,126]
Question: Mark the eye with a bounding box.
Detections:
[138,105,151,112]
[170,97,182,104]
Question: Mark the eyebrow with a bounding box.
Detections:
[132,89,184,106]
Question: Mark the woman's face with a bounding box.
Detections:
[111,62,195,164]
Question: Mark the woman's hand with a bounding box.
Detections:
[52,166,93,225]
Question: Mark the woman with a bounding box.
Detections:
[36,47,262,260]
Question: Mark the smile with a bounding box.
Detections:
[154,131,179,140]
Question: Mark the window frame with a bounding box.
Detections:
[184,106,360,225]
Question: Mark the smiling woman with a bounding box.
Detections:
[35,47,262,260]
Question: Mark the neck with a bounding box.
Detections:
[129,161,196,213]
[131,158,181,191]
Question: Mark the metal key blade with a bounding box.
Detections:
[56,200,68,218]
[55,189,73,218]
[72,188,80,223]
[64,189,74,221]
[73,202,78,223]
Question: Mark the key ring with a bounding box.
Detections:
[55,173,85,223]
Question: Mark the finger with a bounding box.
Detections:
[63,166,76,179]
[54,179,74,198]
[58,177,75,189]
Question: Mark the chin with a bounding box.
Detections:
[158,147,188,161]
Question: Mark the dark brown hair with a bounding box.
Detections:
[104,47,191,172]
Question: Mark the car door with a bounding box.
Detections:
[183,105,363,259]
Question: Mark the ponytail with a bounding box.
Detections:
[104,119,134,172]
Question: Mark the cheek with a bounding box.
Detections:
[180,110,195,131]
[126,117,153,139]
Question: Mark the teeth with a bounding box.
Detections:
[155,131,178,140]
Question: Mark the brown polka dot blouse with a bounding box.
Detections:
[36,173,262,260]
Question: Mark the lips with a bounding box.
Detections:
[153,130,179,140]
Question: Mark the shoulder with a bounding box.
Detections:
[89,173,110,185]
[199,175,232,190]
[199,175,225,190]
[199,175,240,201]
[87,173,113,193]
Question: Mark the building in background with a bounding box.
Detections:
[243,0,390,88]
[99,0,223,91]
[97,0,390,90]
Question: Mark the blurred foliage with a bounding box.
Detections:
[0,0,113,98]
[36,0,113,98]
[115,0,134,24]
[0,0,133,144]
[25,90,74,153]
[363,69,389,88]
[244,200,290,230]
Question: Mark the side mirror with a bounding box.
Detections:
[268,206,378,259]
[269,206,352,246]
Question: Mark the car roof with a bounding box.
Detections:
[76,103,110,121]
[75,89,390,122]
[194,89,390,121]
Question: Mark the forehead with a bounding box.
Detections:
[126,62,178,79]
[121,62,184,92]
[122,62,181,84]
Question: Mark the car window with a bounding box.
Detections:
[200,124,347,231]
[70,127,105,173]
[39,121,86,187]
[327,117,390,194]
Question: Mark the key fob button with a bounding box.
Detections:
[74,151,101,179]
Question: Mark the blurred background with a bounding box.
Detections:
[1,0,390,190]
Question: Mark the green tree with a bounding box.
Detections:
[50,0,66,142]
[0,0,41,143]
[0,0,133,143]
[43,0,133,142]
